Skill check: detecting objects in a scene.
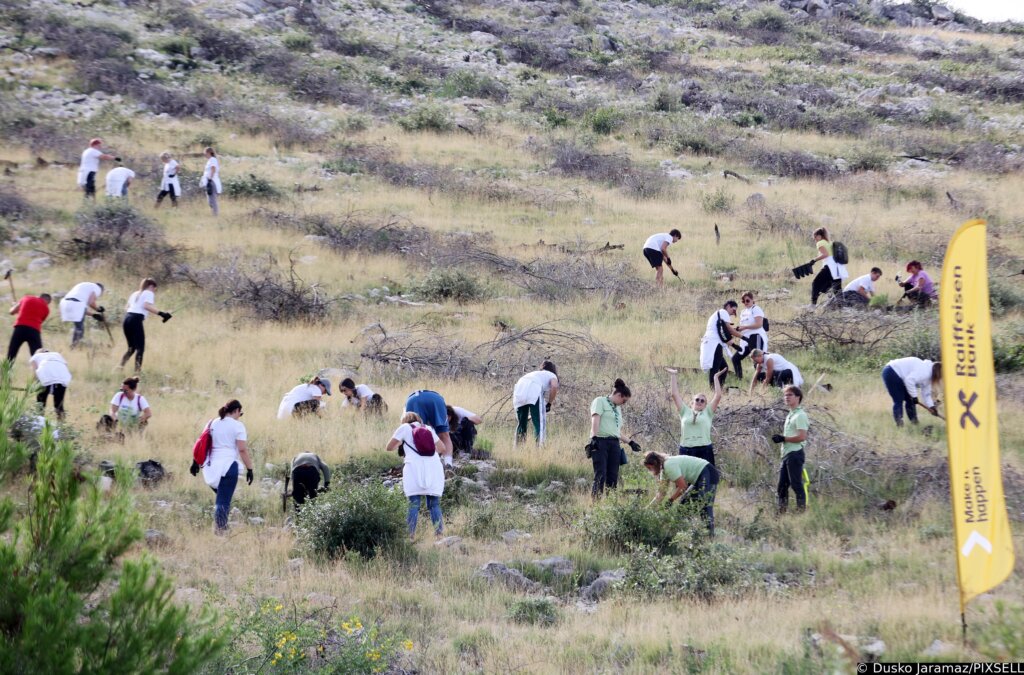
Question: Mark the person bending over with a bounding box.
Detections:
[339,378,387,414]
[643,451,720,537]
[513,360,559,445]
[838,267,882,307]
[881,357,941,426]
[7,292,50,362]
[749,349,804,393]
[277,376,331,419]
[290,452,331,509]
[642,229,682,287]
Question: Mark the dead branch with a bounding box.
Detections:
[723,169,750,184]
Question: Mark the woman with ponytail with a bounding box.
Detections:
[808,227,847,305]
[190,399,253,533]
[643,450,719,536]
[277,375,332,419]
[588,378,633,498]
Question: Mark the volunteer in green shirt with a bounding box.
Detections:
[588,378,633,498]
[643,451,720,537]
[772,385,809,513]
[667,366,726,466]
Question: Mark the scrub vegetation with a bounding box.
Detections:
[0,0,1023,671]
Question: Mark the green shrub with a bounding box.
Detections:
[489,462,589,489]
[397,104,453,133]
[578,493,690,553]
[701,187,734,213]
[622,532,752,601]
[439,70,508,101]
[651,87,680,112]
[885,319,940,363]
[190,132,218,147]
[0,363,224,672]
[296,482,409,560]
[586,107,625,135]
[223,173,283,200]
[993,336,1024,373]
[990,278,1024,315]
[848,145,891,172]
[543,108,570,128]
[978,602,1024,660]
[282,30,314,53]
[508,598,559,626]
[743,6,791,32]
[154,35,196,57]
[463,502,526,540]
[412,269,485,304]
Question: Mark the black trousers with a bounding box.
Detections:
[682,465,720,537]
[731,333,764,379]
[84,171,97,198]
[756,369,794,388]
[591,437,621,497]
[810,267,839,305]
[680,444,715,467]
[709,344,729,389]
[293,399,320,417]
[778,449,806,512]
[292,465,321,507]
[7,325,42,362]
[37,383,67,418]
[905,289,932,307]
[837,290,868,307]
[156,184,178,205]
[121,313,146,370]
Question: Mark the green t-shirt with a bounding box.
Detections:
[662,455,709,486]
[590,396,621,438]
[679,405,713,447]
[782,407,809,457]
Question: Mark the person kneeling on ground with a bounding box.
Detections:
[277,376,331,419]
[837,267,881,307]
[773,385,809,514]
[643,451,720,537]
[290,452,331,509]
[881,356,941,427]
[386,412,446,538]
[447,404,482,456]
[107,376,151,431]
[901,261,937,307]
[339,378,387,414]
[749,349,804,393]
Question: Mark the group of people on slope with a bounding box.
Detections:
[77,138,222,215]
[276,376,389,420]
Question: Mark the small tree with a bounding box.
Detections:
[0,362,224,672]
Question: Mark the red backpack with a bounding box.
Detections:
[403,423,436,457]
[192,420,213,466]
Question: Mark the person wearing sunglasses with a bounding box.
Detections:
[731,291,768,379]
[667,366,726,466]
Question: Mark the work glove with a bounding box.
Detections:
[928,406,939,416]
[190,460,200,476]
[911,397,918,405]
[96,306,105,313]
[158,311,172,322]
[628,440,642,453]
[808,259,817,266]
[585,437,598,459]
[545,402,551,413]
[771,434,785,443]
[246,468,254,485]
[92,313,105,322]
[671,269,680,278]
[113,157,121,162]
[664,256,672,267]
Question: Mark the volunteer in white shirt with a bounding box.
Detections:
[882,357,942,427]
[58,281,105,348]
[190,399,253,533]
[201,147,222,216]
[109,376,151,429]
[30,349,72,420]
[277,376,332,419]
[154,152,181,208]
[386,412,447,538]
[700,301,742,389]
[513,361,559,445]
[339,378,387,414]
[732,291,768,379]
[642,229,682,287]
[120,278,172,372]
[105,165,136,198]
[839,267,882,306]
[77,138,117,199]
[749,350,804,392]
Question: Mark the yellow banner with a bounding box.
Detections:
[940,218,1015,611]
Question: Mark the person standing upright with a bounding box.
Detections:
[77,138,117,200]
[513,361,559,445]
[120,278,172,372]
[58,281,104,348]
[641,229,682,287]
[154,152,181,208]
[773,385,809,514]
[190,399,253,534]
[809,227,847,305]
[7,292,50,362]
[588,379,634,498]
[731,291,768,379]
[699,300,742,389]
[667,366,726,466]
[201,147,222,216]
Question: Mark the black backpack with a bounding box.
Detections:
[833,241,849,265]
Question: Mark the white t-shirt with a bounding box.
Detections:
[67,282,103,303]
[110,392,149,417]
[766,353,803,386]
[80,147,103,174]
[703,309,731,345]
[277,383,322,419]
[126,289,155,316]
[203,416,247,487]
[203,156,219,179]
[452,406,477,422]
[887,357,936,407]
[163,159,178,180]
[643,233,673,252]
[844,274,875,295]
[30,352,72,387]
[513,370,558,407]
[341,383,375,407]
[59,282,103,323]
[105,167,135,196]
[739,304,767,345]
[392,422,444,497]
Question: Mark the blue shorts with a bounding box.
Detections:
[405,390,449,433]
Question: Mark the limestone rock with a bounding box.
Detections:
[580,569,625,601]
[532,556,574,577]
[145,528,169,547]
[502,529,532,544]
[477,561,541,593]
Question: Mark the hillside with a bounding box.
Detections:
[1,0,1023,671]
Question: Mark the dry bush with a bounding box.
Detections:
[251,209,435,258]
[358,320,611,379]
[549,139,670,199]
[56,202,190,282]
[771,312,915,352]
[749,146,837,179]
[0,185,35,222]
[24,13,135,60]
[744,205,809,238]
[196,253,333,323]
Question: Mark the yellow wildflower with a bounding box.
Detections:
[274,604,284,612]
[403,640,414,651]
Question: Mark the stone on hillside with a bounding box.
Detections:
[532,556,575,577]
[931,4,954,21]
[907,35,947,58]
[248,517,265,526]
[477,561,541,593]
[135,48,171,65]
[745,193,766,209]
[288,558,304,573]
[544,480,566,495]
[502,529,532,544]
[305,592,337,608]
[806,0,833,17]
[580,569,625,601]
[923,639,955,657]
[469,31,499,46]
[436,536,463,548]
[27,257,52,271]
[145,529,169,547]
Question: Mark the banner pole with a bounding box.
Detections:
[960,611,967,647]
